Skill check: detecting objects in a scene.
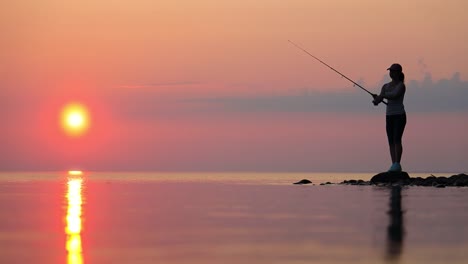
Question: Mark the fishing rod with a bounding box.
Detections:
[288,40,387,105]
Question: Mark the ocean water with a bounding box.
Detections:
[0,172,467,264]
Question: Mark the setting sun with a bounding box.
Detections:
[61,103,90,137]
[68,170,83,176]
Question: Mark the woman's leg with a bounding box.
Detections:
[389,144,397,164]
[395,143,403,163]
[386,115,396,164]
[394,114,406,164]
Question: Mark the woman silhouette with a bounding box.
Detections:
[373,64,407,172]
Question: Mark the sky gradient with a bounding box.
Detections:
[1,0,467,172]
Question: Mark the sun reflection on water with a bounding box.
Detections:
[66,177,84,264]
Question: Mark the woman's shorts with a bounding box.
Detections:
[386,113,406,145]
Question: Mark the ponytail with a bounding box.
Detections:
[399,72,405,83]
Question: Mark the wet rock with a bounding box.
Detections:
[340,173,467,188]
[451,173,468,186]
[411,177,424,186]
[435,176,448,184]
[422,176,437,186]
[370,172,411,184]
[293,179,312,185]
[454,180,466,187]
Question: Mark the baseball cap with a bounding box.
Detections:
[387,63,402,72]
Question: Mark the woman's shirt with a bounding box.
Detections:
[382,81,406,116]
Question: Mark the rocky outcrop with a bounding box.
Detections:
[294,173,468,187]
[371,172,410,184]
[340,173,468,187]
[293,179,312,185]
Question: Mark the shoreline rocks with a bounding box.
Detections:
[295,173,468,187]
[341,173,468,187]
[293,179,312,185]
[371,172,410,184]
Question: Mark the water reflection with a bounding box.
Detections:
[386,185,404,262]
[66,176,84,264]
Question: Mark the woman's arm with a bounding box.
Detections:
[372,84,386,105]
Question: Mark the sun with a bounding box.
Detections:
[61,103,90,137]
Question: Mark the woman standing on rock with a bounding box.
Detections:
[373,64,407,172]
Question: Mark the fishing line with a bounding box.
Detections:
[288,40,387,105]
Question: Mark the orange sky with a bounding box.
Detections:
[1,0,467,172]
[3,0,467,89]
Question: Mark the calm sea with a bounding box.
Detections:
[0,172,467,264]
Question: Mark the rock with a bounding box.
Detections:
[435,176,448,184]
[451,173,468,186]
[294,179,312,185]
[410,177,424,186]
[370,171,410,184]
[423,176,437,186]
[340,172,467,188]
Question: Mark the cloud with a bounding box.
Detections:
[406,72,468,112]
[117,81,200,89]
[183,91,376,113]
[182,72,468,114]
[417,58,429,75]
[87,72,468,123]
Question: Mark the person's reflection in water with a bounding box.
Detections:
[386,185,404,261]
[66,175,84,264]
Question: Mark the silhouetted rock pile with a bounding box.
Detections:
[293,179,312,185]
[371,172,410,183]
[340,179,371,186]
[340,173,468,187]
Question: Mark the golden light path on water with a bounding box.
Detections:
[66,174,84,264]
